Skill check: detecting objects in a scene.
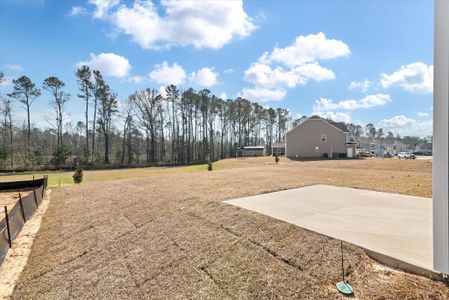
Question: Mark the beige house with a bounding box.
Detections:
[285,116,357,159]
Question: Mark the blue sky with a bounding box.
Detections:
[0,0,434,137]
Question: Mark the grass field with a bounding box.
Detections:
[10,157,448,299]
[0,159,267,188]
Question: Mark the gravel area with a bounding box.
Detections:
[11,158,449,299]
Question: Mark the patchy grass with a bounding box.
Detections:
[0,164,212,188]
[12,157,446,299]
[0,158,277,189]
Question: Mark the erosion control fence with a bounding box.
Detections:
[0,176,48,265]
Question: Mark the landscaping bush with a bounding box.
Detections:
[275,155,279,164]
[73,164,83,184]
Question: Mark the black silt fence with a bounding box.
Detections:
[0,176,47,265]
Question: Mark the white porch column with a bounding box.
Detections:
[433,0,449,274]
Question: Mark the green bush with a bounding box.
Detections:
[73,164,83,184]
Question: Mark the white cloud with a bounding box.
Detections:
[416,112,429,118]
[244,63,301,89]
[242,62,335,102]
[219,92,227,100]
[149,61,186,86]
[88,0,119,18]
[189,67,219,87]
[110,0,255,49]
[311,94,391,125]
[223,68,235,74]
[294,62,335,82]
[240,87,286,102]
[380,62,433,94]
[158,85,168,98]
[6,64,24,72]
[78,52,131,78]
[241,32,349,102]
[261,32,350,67]
[0,76,13,88]
[126,75,145,84]
[69,6,87,16]
[379,115,415,128]
[379,115,432,137]
[313,94,391,111]
[316,111,352,123]
[340,94,391,110]
[348,79,371,92]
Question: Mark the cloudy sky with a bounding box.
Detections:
[0,0,433,136]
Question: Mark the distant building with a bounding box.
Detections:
[285,116,357,158]
[358,138,411,157]
[271,143,285,156]
[385,140,410,155]
[237,146,265,157]
[358,137,386,156]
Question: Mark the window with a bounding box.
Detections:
[321,134,327,142]
[315,146,320,152]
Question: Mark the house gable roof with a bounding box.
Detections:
[295,115,349,133]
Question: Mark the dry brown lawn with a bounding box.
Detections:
[12,157,449,299]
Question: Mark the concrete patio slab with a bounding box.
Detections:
[225,185,433,271]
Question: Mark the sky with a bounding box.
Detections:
[0,0,434,137]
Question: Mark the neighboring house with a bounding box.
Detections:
[358,137,386,156]
[415,143,432,154]
[271,142,285,156]
[358,138,412,156]
[385,140,410,155]
[237,146,265,157]
[285,115,357,159]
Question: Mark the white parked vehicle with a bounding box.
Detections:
[397,152,416,159]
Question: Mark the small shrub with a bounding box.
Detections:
[207,161,213,171]
[275,155,280,164]
[73,164,83,184]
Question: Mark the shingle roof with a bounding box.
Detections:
[309,115,349,132]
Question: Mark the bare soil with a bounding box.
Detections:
[11,157,449,299]
[0,189,34,220]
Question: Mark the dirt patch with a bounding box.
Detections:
[0,189,34,219]
[11,158,448,299]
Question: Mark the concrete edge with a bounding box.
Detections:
[364,249,447,282]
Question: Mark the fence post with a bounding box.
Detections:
[19,193,26,223]
[4,206,12,248]
[33,189,38,208]
[41,177,45,198]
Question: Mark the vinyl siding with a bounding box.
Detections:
[286,119,348,158]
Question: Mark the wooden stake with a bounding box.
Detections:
[19,193,26,222]
[4,206,12,248]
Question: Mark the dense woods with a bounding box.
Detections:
[0,68,431,170]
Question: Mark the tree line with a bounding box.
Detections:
[0,68,292,169]
[0,68,431,170]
